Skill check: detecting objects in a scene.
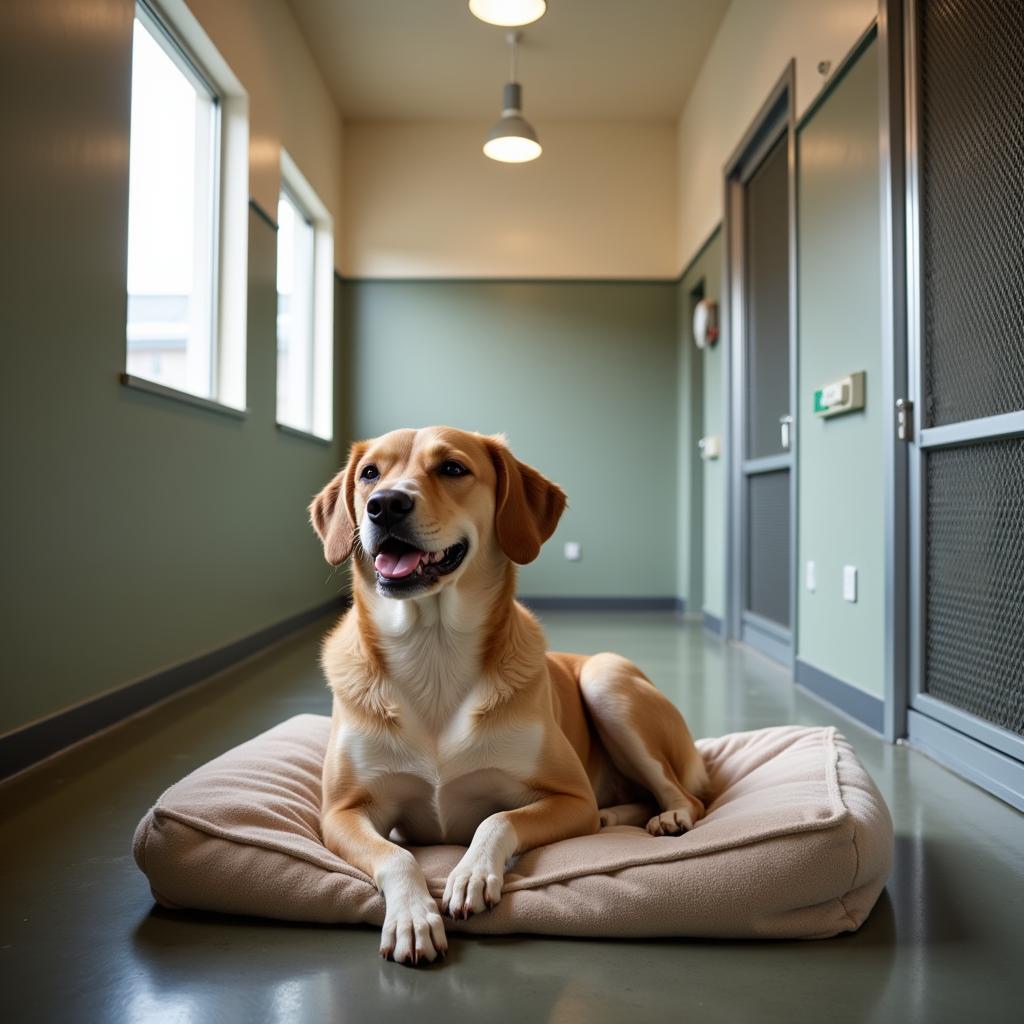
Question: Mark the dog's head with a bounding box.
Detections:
[310,427,566,599]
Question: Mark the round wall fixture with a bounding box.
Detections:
[693,298,719,349]
[469,1,547,27]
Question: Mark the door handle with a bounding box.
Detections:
[896,398,914,442]
[779,414,793,451]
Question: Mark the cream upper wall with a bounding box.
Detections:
[184,0,344,254]
[676,0,877,270]
[179,0,876,279]
[342,120,677,279]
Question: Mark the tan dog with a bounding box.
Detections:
[310,427,707,965]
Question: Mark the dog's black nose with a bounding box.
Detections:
[366,489,415,527]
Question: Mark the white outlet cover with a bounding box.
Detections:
[805,560,816,593]
[843,565,858,603]
[564,542,582,562]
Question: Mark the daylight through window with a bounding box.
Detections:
[126,5,219,398]
[276,155,333,439]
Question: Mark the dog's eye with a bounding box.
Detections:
[439,460,469,478]
[359,464,379,482]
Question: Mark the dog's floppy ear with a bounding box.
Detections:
[309,441,368,565]
[486,437,567,565]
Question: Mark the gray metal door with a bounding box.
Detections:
[725,69,797,666]
[904,0,1024,808]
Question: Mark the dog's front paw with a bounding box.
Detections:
[646,806,697,836]
[442,855,504,920]
[380,892,447,966]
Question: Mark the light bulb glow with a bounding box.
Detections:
[469,0,546,28]
[483,134,542,163]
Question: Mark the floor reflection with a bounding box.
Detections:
[3,613,1022,1023]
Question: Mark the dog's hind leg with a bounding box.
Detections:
[579,652,709,836]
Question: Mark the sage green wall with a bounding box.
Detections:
[796,38,884,696]
[0,4,345,735]
[676,230,725,619]
[344,281,679,599]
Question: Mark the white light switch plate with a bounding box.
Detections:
[564,541,582,562]
[805,560,816,593]
[843,565,858,603]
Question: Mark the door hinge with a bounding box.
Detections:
[896,398,914,442]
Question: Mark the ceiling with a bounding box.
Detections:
[286,0,731,121]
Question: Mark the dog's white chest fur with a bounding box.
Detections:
[340,697,542,845]
[341,594,543,845]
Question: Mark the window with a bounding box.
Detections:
[125,0,248,410]
[276,153,333,439]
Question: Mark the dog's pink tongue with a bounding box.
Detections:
[374,549,424,579]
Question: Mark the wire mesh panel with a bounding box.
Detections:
[746,470,790,627]
[918,0,1024,427]
[925,438,1024,734]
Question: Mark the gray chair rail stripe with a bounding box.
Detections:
[795,657,884,734]
[0,596,346,781]
[518,596,681,613]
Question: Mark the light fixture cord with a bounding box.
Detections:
[508,31,520,84]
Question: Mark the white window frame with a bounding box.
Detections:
[276,150,334,441]
[123,0,249,414]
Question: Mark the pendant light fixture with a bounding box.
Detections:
[469,1,546,27]
[483,32,542,163]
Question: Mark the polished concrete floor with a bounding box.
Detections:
[1,612,1022,1023]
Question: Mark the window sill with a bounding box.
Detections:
[276,422,333,446]
[120,373,247,419]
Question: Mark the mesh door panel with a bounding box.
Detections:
[746,470,790,627]
[918,0,1024,427]
[925,438,1024,734]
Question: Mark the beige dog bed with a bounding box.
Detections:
[133,715,892,940]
